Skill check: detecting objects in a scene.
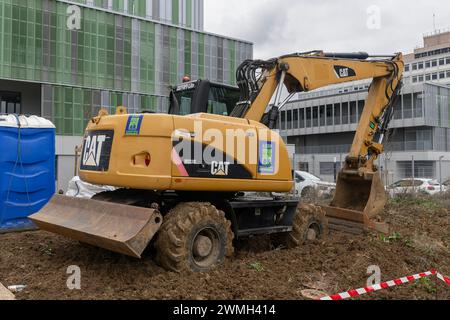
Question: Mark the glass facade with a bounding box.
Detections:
[0,0,253,135]
[72,0,204,30]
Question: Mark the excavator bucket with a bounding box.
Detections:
[322,171,389,235]
[29,194,163,258]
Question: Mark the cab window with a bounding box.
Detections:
[208,85,240,116]
[176,90,195,115]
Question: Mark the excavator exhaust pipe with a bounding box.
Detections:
[29,195,163,258]
[322,171,389,234]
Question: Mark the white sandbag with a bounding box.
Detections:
[66,176,116,199]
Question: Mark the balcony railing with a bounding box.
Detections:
[300,144,352,155]
[300,141,434,155]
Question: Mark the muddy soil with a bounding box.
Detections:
[0,194,449,300]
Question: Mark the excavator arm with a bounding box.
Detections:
[232,51,404,233]
[234,51,403,167]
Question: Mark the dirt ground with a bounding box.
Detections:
[0,194,449,300]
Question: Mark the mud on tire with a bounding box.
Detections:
[155,202,234,273]
[273,203,328,249]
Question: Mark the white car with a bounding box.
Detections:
[294,171,336,198]
[444,179,450,188]
[387,178,446,197]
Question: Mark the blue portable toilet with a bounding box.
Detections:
[0,115,55,233]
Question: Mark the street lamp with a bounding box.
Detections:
[439,156,445,193]
[333,157,337,183]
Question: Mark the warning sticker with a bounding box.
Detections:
[125,115,144,135]
[258,141,276,174]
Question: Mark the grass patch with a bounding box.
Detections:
[389,195,441,211]
[414,277,437,294]
[248,262,264,272]
[378,232,415,248]
[379,232,402,243]
[39,244,54,256]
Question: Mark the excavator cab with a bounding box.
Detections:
[168,80,240,117]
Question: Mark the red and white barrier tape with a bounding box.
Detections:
[319,270,449,300]
[435,270,450,286]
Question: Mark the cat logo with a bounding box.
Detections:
[82,134,106,167]
[334,65,356,79]
[211,161,230,176]
[339,68,349,78]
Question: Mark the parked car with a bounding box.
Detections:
[443,179,450,187]
[294,171,336,198]
[387,178,446,197]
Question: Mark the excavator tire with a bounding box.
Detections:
[155,202,234,273]
[273,203,328,249]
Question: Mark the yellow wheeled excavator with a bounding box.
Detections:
[31,50,404,272]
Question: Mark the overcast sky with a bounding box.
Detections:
[204,0,450,59]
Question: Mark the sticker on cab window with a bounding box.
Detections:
[125,115,144,135]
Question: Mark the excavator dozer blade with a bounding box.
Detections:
[29,194,163,258]
[322,171,389,234]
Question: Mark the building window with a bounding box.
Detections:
[418,75,424,82]
[397,161,435,179]
[413,93,423,118]
[439,71,445,79]
[286,110,292,130]
[447,70,450,78]
[299,108,305,129]
[350,101,357,123]
[425,74,431,81]
[319,105,325,126]
[418,62,424,69]
[439,58,445,66]
[306,107,312,128]
[414,47,450,59]
[412,76,418,83]
[326,105,333,126]
[403,93,412,118]
[334,103,341,125]
[432,60,438,67]
[412,63,418,71]
[299,162,309,172]
[404,64,410,72]
[0,91,21,114]
[425,61,431,68]
[432,73,438,80]
[393,94,402,119]
[447,58,450,65]
[357,100,364,120]
[293,109,299,129]
[319,162,340,176]
[342,102,349,125]
[280,110,286,130]
[312,106,319,127]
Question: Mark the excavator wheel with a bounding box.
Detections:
[273,203,328,249]
[155,202,234,273]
